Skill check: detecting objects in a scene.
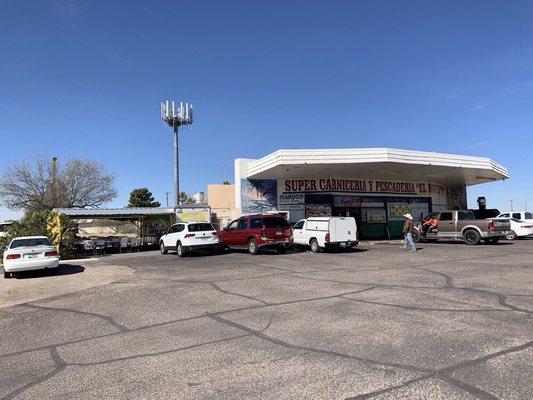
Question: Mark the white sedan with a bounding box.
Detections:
[2,236,60,278]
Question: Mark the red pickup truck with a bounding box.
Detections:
[218,214,293,255]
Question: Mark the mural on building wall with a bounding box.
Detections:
[241,179,278,214]
[305,205,332,218]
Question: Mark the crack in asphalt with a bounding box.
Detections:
[289,274,532,315]
[342,341,532,400]
[206,282,270,306]
[338,296,510,313]
[19,303,129,332]
[67,333,251,367]
[439,375,500,400]
[412,267,455,287]
[1,347,66,400]
[206,313,427,374]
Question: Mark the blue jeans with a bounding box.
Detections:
[404,233,416,251]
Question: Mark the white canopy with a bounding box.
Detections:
[245,148,508,186]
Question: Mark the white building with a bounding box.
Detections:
[233,148,508,239]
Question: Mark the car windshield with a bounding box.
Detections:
[263,217,290,228]
[10,238,52,248]
[188,223,215,232]
[526,212,532,220]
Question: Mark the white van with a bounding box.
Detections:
[292,217,358,253]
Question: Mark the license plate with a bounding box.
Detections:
[25,254,38,259]
[276,230,282,235]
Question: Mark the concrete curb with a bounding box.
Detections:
[59,257,99,264]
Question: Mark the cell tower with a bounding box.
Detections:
[161,100,194,207]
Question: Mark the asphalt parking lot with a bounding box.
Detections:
[0,241,531,399]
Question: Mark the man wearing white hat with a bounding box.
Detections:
[400,213,417,252]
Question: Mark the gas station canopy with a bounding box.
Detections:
[245,148,508,187]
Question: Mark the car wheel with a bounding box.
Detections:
[506,231,517,240]
[310,239,320,253]
[248,239,259,255]
[160,242,168,255]
[412,230,422,243]
[4,271,11,279]
[177,242,186,257]
[463,229,481,245]
[277,245,287,253]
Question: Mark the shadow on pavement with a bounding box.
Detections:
[12,264,85,279]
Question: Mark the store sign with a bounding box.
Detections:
[284,178,427,195]
[279,193,305,205]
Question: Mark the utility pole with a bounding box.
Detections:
[509,199,514,212]
[51,157,58,207]
[161,101,194,207]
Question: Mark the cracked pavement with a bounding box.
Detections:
[0,241,531,399]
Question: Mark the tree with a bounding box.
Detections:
[222,180,231,185]
[179,192,194,204]
[128,188,161,208]
[0,157,117,211]
[0,210,75,258]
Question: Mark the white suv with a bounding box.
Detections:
[159,222,220,257]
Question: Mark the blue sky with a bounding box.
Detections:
[1,0,532,220]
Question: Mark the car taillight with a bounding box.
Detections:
[184,234,196,238]
[6,254,21,260]
[325,233,330,242]
[487,221,495,231]
[45,251,58,257]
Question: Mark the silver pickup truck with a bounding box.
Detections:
[413,210,510,245]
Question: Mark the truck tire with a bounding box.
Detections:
[4,271,11,279]
[310,238,320,253]
[463,229,481,245]
[413,230,422,243]
[248,238,259,255]
[506,231,517,240]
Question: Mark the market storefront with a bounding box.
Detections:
[234,148,508,240]
[277,179,444,239]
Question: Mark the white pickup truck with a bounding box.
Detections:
[292,217,358,253]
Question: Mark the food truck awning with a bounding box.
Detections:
[244,148,508,186]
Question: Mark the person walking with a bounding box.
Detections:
[401,213,417,252]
